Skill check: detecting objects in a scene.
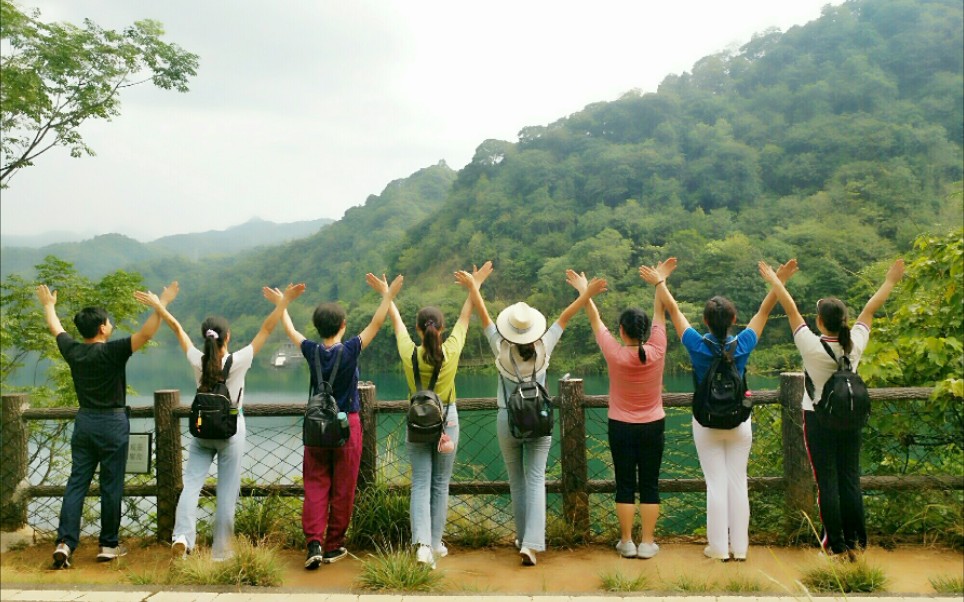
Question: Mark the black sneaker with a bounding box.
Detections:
[322,547,348,564]
[304,541,323,570]
[52,543,71,569]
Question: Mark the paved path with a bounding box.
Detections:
[3,590,964,601]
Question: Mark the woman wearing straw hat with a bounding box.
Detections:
[457,267,606,566]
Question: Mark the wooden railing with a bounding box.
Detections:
[1,373,959,543]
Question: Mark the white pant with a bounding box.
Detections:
[692,418,752,557]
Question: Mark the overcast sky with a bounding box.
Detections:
[1,0,840,242]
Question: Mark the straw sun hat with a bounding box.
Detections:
[496,302,547,345]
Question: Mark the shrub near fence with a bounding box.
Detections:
[1,374,961,548]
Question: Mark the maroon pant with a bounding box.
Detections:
[302,412,362,551]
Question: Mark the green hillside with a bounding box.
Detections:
[11,0,963,374]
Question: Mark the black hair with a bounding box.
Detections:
[73,307,110,339]
[817,297,853,355]
[199,316,229,391]
[703,296,737,360]
[516,342,536,362]
[312,302,347,338]
[417,307,445,367]
[619,307,652,364]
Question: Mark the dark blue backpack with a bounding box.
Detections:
[692,336,751,429]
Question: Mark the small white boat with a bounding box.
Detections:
[270,342,303,368]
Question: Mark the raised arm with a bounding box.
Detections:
[559,270,607,330]
[567,270,608,334]
[639,258,680,328]
[454,268,493,329]
[281,310,306,347]
[36,285,66,337]
[757,260,804,333]
[131,281,179,351]
[746,259,798,337]
[251,283,307,355]
[133,282,191,353]
[454,261,493,331]
[359,273,405,349]
[641,258,690,338]
[856,259,904,328]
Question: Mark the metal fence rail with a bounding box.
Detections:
[1,374,960,547]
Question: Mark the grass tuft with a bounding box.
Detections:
[598,568,649,592]
[722,575,764,592]
[346,482,411,549]
[669,574,712,593]
[930,574,964,594]
[801,558,888,593]
[356,545,444,592]
[169,537,283,587]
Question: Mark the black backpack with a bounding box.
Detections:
[407,349,448,444]
[805,340,871,431]
[190,354,239,439]
[692,336,751,429]
[303,346,349,448]
[502,352,554,439]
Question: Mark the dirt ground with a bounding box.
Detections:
[2,540,962,595]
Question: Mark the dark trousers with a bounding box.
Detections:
[57,408,130,550]
[804,410,867,554]
[608,418,665,504]
[302,412,363,551]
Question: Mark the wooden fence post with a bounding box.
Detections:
[154,390,182,543]
[780,372,814,540]
[358,383,377,490]
[559,378,589,540]
[1,393,29,531]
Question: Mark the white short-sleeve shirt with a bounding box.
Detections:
[186,344,254,407]
[793,322,871,412]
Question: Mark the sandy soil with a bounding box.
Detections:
[2,540,962,595]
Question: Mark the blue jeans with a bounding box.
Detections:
[173,414,246,560]
[497,409,551,551]
[57,408,130,550]
[406,405,459,548]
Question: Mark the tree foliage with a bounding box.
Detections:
[0,256,147,406]
[0,0,198,186]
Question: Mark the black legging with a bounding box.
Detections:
[804,410,867,554]
[608,418,665,504]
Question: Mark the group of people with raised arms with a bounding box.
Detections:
[36,254,903,570]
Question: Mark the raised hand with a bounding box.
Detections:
[775,258,798,284]
[366,273,389,295]
[283,282,306,301]
[885,258,905,284]
[639,265,661,286]
[586,277,608,297]
[472,261,493,286]
[159,281,179,306]
[454,270,476,290]
[566,269,588,294]
[758,261,780,285]
[387,274,404,297]
[134,290,162,309]
[36,284,57,307]
[262,286,284,305]
[656,257,677,281]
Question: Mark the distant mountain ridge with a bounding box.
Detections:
[0,217,333,279]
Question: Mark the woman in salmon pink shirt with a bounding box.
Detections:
[573,263,672,560]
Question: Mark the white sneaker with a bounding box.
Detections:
[637,541,659,559]
[433,542,448,558]
[519,546,537,566]
[615,540,637,558]
[416,545,435,570]
[704,545,729,560]
[172,535,188,560]
[52,543,71,569]
[97,543,128,562]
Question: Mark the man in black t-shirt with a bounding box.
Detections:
[37,282,177,568]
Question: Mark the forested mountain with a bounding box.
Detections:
[0,217,333,280]
[12,0,962,374]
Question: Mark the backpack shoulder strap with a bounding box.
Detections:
[819,339,851,371]
[411,348,423,390]
[507,350,529,383]
[324,346,344,387]
[220,354,234,381]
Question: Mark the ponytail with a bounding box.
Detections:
[619,308,652,365]
[199,316,229,391]
[703,296,737,360]
[817,298,852,355]
[417,307,445,368]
